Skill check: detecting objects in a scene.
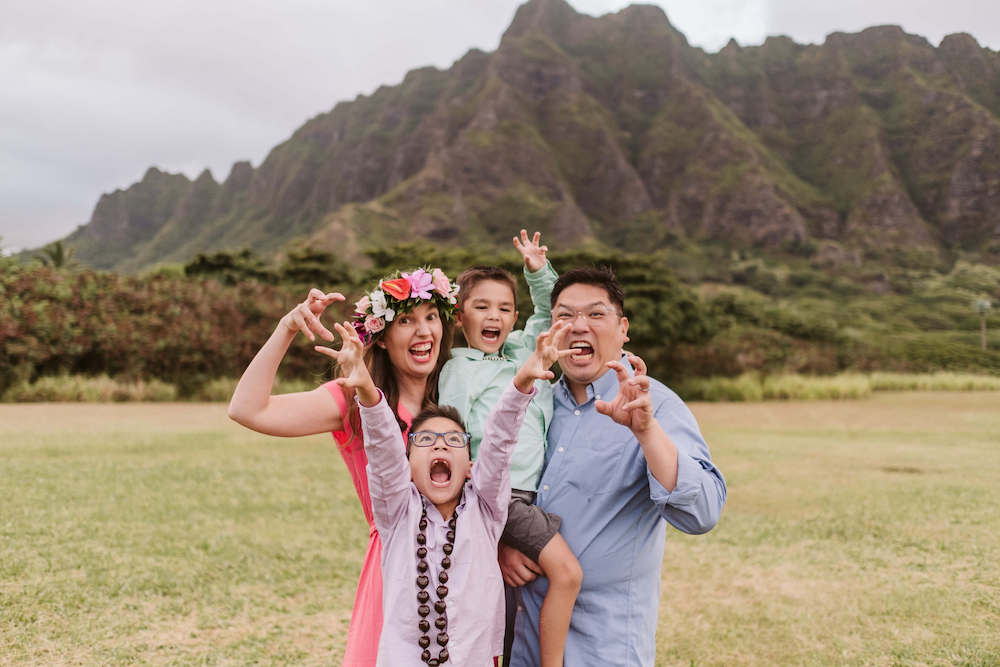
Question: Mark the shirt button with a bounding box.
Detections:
[595,394,601,399]
[542,485,549,491]
[573,409,581,416]
[557,447,564,453]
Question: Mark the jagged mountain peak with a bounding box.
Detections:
[57,0,1000,272]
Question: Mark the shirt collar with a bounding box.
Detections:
[451,346,507,362]
[420,486,469,522]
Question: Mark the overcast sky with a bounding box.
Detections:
[2,0,997,252]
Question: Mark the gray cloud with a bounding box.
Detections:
[2,0,996,252]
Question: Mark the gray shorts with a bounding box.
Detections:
[500,489,562,563]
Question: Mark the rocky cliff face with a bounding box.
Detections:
[64,0,1000,272]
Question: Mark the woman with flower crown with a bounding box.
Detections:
[228,267,460,666]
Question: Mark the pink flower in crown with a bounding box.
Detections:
[431,268,452,298]
[364,315,385,334]
[403,268,433,299]
[354,295,370,315]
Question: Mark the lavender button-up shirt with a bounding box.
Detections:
[361,382,535,666]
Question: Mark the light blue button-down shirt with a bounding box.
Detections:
[510,360,727,666]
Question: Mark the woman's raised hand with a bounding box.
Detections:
[280,288,345,342]
[314,322,380,406]
[513,320,573,392]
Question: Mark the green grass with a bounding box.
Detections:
[1,375,316,403]
[677,371,1000,402]
[2,395,998,664]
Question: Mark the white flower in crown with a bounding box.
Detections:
[369,289,395,322]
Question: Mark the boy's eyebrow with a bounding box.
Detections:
[468,297,515,306]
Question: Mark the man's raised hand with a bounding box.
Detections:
[595,354,654,434]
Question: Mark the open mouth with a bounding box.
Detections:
[430,458,452,487]
[569,341,594,360]
[481,327,501,343]
[409,341,433,362]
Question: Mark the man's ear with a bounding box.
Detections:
[619,316,630,345]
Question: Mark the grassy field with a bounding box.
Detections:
[2,395,998,665]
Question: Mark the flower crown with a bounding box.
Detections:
[352,267,460,344]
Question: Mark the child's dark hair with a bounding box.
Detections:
[550,266,625,315]
[407,404,470,458]
[456,266,518,305]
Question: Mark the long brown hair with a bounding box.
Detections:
[343,307,455,435]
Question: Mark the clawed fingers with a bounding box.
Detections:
[621,396,651,412]
[605,360,630,384]
[314,345,338,359]
[628,354,647,377]
[624,375,651,393]
[295,302,334,341]
[549,320,570,346]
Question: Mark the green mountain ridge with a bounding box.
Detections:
[57,0,1000,272]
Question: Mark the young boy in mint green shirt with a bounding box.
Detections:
[438,230,581,667]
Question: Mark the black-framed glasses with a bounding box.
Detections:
[407,430,471,448]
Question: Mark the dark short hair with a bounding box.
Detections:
[550,266,625,314]
[456,266,518,306]
[407,404,470,459]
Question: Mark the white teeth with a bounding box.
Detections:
[411,342,432,353]
[570,342,591,349]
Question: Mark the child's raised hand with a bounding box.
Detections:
[513,320,573,392]
[314,322,380,406]
[513,229,548,272]
[595,355,654,434]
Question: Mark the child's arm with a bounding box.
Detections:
[510,229,559,347]
[473,322,573,524]
[321,322,411,530]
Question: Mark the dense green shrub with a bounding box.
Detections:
[0,265,343,396]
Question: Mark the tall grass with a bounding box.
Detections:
[2,374,178,402]
[869,371,1000,391]
[677,371,1000,402]
[1,375,319,403]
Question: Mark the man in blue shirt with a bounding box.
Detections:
[502,267,727,666]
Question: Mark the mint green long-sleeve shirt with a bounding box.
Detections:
[438,262,557,492]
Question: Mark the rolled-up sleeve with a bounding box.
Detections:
[647,401,727,534]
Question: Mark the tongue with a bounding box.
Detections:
[430,463,450,483]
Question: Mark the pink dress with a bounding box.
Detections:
[323,381,412,667]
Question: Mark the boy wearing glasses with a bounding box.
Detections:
[326,317,571,666]
[438,231,582,667]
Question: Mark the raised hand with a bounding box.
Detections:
[595,355,653,434]
[280,288,345,342]
[512,229,548,272]
[514,321,572,392]
[314,322,379,406]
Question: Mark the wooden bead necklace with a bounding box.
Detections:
[415,507,455,665]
